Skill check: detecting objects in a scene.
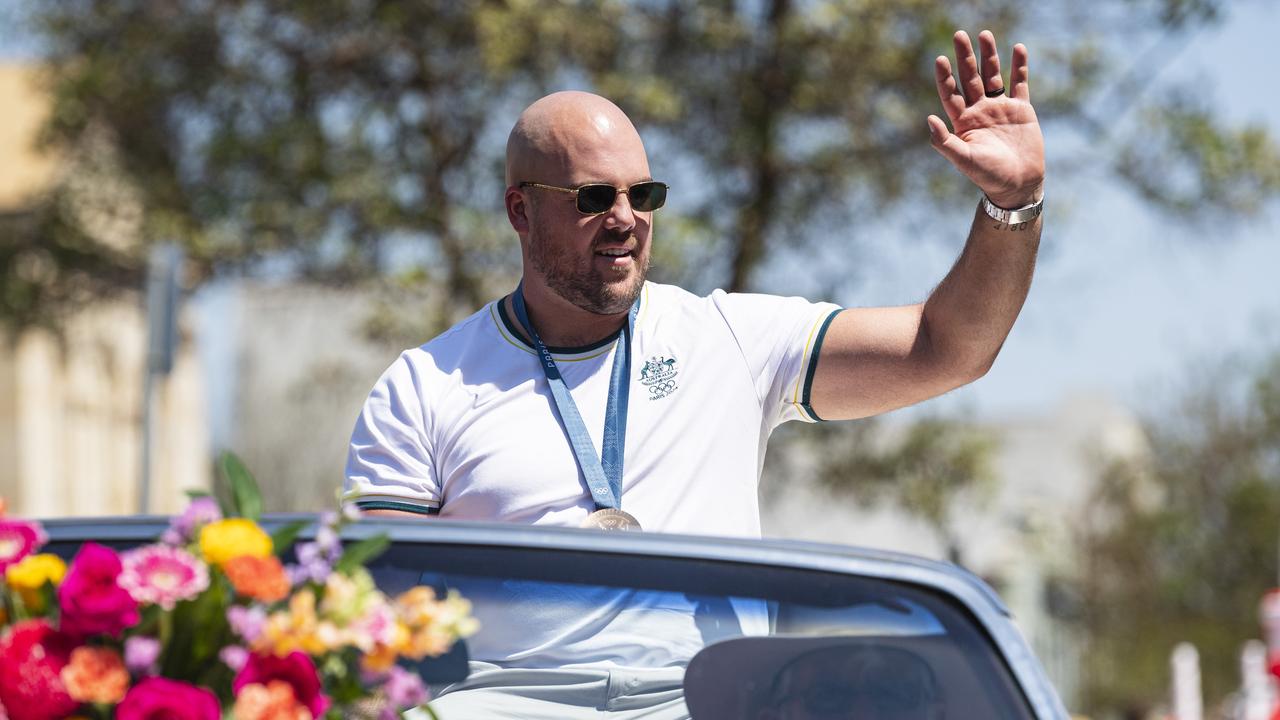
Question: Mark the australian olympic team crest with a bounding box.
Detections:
[639,355,679,400]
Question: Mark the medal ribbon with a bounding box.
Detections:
[512,284,638,512]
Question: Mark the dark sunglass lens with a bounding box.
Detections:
[576,185,618,214]
[629,182,666,211]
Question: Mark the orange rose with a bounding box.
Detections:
[60,646,129,704]
[232,680,311,720]
[224,555,291,603]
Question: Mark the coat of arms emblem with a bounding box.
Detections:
[639,356,679,400]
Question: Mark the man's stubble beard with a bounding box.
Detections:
[527,220,650,316]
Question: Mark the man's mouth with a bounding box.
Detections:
[594,241,636,268]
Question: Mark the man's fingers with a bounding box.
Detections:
[953,31,984,106]
[934,56,966,123]
[1009,43,1031,102]
[927,114,967,165]
[978,30,1004,96]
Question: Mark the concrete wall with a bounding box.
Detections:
[228,283,407,512]
[0,302,211,517]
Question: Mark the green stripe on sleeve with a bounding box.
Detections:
[354,500,440,515]
[800,309,841,422]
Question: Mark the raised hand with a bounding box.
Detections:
[928,30,1045,209]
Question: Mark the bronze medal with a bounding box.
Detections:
[580,508,642,531]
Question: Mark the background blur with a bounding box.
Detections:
[1,1,1278,717]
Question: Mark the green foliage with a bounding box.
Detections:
[4,0,1275,330]
[1077,351,1280,716]
[219,451,263,521]
[334,534,391,576]
[161,574,233,691]
[269,519,311,556]
[774,415,999,562]
[1117,100,1280,215]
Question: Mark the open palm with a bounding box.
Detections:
[928,31,1045,209]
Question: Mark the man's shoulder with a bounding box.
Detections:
[396,300,508,371]
[642,281,723,315]
[644,282,818,320]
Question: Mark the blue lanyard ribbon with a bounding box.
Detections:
[512,284,638,511]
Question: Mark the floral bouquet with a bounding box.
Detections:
[0,455,477,720]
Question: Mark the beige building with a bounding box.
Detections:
[0,63,210,517]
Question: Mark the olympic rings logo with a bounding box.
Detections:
[648,380,677,397]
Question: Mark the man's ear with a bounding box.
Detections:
[505,186,530,233]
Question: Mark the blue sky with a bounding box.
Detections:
[2,1,1276,423]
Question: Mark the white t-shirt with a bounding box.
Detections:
[344,282,839,669]
[344,281,840,538]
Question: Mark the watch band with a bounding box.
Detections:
[980,193,1044,224]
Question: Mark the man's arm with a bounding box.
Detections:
[810,30,1044,421]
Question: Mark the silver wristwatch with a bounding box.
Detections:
[980,193,1044,224]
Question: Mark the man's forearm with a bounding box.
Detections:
[919,195,1041,383]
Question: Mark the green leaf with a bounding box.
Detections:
[219,451,262,520]
[270,520,310,555]
[333,533,391,574]
[184,489,213,501]
[324,649,366,705]
[37,580,57,618]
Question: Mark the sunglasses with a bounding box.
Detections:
[519,180,668,215]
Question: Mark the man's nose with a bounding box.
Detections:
[601,189,636,230]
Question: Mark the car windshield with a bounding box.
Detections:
[44,523,1037,719]
[366,534,1036,720]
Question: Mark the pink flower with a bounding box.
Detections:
[220,645,250,672]
[382,666,430,716]
[227,605,268,643]
[165,497,222,545]
[0,620,80,720]
[233,652,329,719]
[57,542,140,638]
[124,636,162,676]
[0,520,46,572]
[119,545,210,610]
[116,677,220,720]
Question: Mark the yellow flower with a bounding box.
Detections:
[393,588,479,660]
[361,640,401,673]
[199,519,273,567]
[5,553,68,611]
[318,568,380,624]
[257,588,327,657]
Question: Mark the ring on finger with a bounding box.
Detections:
[985,86,1006,98]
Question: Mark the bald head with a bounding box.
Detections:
[505,91,650,188]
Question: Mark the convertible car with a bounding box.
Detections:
[43,516,1068,719]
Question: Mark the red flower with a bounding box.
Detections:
[234,652,330,718]
[0,520,47,572]
[116,677,220,720]
[0,620,80,720]
[57,542,139,638]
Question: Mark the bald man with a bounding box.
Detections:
[344,30,1041,718]
[345,30,1043,537]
